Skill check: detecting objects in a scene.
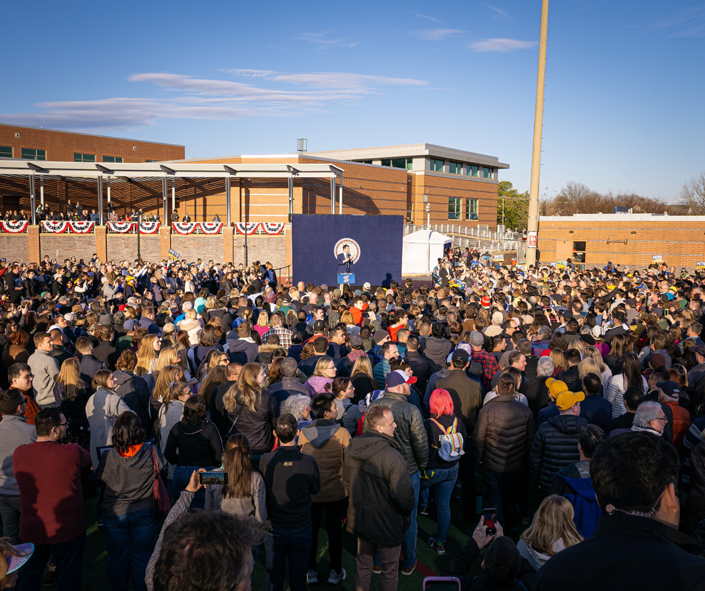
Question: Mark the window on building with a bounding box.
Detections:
[103,156,123,163]
[466,199,478,220]
[430,158,444,172]
[21,148,46,160]
[449,161,463,175]
[146,159,158,162]
[380,158,391,167]
[448,197,461,219]
[0,146,12,158]
[391,157,413,170]
[358,159,373,164]
[74,153,96,163]
[482,166,494,179]
[573,241,586,267]
[467,165,480,177]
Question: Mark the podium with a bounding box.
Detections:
[338,273,355,286]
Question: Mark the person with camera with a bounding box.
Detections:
[13,408,91,591]
[442,516,537,591]
[96,411,167,591]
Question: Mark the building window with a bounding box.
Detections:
[391,158,413,170]
[0,146,12,158]
[448,197,461,219]
[449,161,463,175]
[74,153,96,162]
[467,165,480,177]
[21,148,46,160]
[430,158,444,172]
[146,159,158,162]
[466,199,478,220]
[103,156,123,163]
[573,241,586,267]
[358,159,373,164]
[482,166,494,179]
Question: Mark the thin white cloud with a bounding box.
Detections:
[413,29,464,41]
[294,32,358,47]
[0,69,428,131]
[470,38,537,52]
[648,7,705,38]
[484,4,516,23]
[415,13,442,24]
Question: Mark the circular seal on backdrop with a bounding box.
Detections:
[334,238,361,264]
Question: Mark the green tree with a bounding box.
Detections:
[497,180,530,230]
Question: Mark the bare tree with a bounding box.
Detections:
[679,172,705,214]
[541,182,673,216]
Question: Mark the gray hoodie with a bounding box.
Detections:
[27,349,60,407]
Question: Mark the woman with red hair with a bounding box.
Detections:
[419,388,468,555]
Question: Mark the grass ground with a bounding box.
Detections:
[75,485,506,591]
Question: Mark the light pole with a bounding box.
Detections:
[136,211,142,264]
[526,0,549,268]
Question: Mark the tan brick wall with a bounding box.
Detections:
[106,235,161,263]
[538,219,705,268]
[0,234,29,263]
[0,124,184,163]
[39,234,96,262]
[171,235,225,264]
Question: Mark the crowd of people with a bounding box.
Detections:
[1,252,705,591]
[0,204,223,224]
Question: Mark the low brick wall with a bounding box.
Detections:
[106,235,161,263]
[40,234,96,263]
[0,234,29,263]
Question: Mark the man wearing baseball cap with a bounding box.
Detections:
[529,388,588,497]
[364,370,428,575]
[657,380,691,452]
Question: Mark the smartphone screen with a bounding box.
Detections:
[423,577,461,590]
[199,471,228,485]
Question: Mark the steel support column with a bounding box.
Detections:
[330,176,335,214]
[171,178,176,212]
[288,175,294,222]
[226,175,231,226]
[40,177,45,208]
[339,174,343,215]
[30,175,36,225]
[97,176,104,226]
[162,177,168,223]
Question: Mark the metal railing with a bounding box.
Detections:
[404,224,521,254]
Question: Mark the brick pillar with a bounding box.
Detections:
[28,225,40,263]
[223,225,234,264]
[160,225,171,261]
[95,226,108,263]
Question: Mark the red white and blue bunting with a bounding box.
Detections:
[172,222,198,235]
[41,221,95,233]
[107,221,136,233]
[139,222,160,234]
[70,221,94,233]
[261,222,285,235]
[0,220,29,233]
[199,222,223,234]
[41,221,69,233]
[235,222,260,235]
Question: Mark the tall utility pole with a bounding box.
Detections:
[526,0,549,268]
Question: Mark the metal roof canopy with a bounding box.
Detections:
[0,160,345,225]
[0,160,343,179]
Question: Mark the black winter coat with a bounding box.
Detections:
[343,431,416,546]
[436,370,483,434]
[405,350,432,394]
[529,414,587,491]
[474,396,536,473]
[534,513,705,591]
[520,376,551,420]
[365,391,429,474]
[226,389,280,455]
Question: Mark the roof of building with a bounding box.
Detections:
[0,122,184,148]
[540,213,705,222]
[307,143,509,169]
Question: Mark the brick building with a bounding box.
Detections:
[538,213,705,269]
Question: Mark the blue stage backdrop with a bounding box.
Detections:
[292,214,404,287]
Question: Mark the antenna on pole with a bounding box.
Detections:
[297,138,307,153]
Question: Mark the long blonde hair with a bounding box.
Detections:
[173,343,191,375]
[351,354,373,378]
[135,334,160,376]
[196,349,228,382]
[155,346,180,374]
[583,346,607,372]
[521,495,583,556]
[153,366,183,403]
[223,362,262,413]
[578,358,602,381]
[549,349,567,374]
[256,311,269,328]
[56,357,86,402]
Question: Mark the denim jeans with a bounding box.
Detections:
[103,506,160,591]
[17,532,86,591]
[0,494,21,542]
[270,523,312,591]
[483,467,521,532]
[170,465,213,509]
[401,470,421,569]
[420,464,459,544]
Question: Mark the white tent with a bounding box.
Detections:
[402,230,452,274]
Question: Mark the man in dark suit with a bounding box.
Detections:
[337,244,354,273]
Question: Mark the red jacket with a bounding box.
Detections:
[349,303,368,326]
[664,400,691,453]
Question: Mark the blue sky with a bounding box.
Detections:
[2,1,704,201]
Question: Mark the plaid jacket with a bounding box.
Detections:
[262,326,293,350]
[472,348,500,393]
